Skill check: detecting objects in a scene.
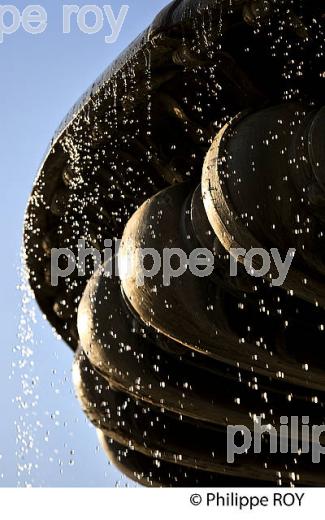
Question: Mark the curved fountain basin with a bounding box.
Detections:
[24,0,325,349]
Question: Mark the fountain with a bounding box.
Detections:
[24,0,325,486]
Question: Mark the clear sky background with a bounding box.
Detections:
[0,0,170,487]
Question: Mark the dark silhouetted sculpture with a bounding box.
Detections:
[24,0,325,486]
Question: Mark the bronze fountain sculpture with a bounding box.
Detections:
[24,0,325,486]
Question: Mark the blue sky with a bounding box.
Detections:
[0,0,170,487]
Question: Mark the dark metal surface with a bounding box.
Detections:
[24,0,325,486]
[24,0,325,350]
